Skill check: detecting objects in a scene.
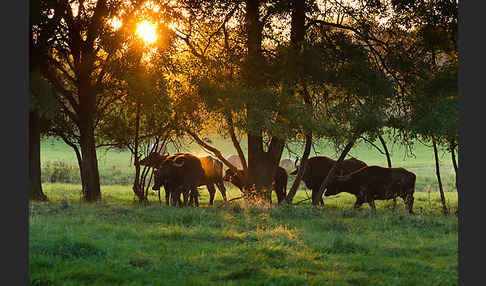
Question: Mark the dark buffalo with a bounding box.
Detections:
[146,152,227,206]
[138,152,171,168]
[325,165,416,214]
[153,153,206,207]
[289,156,367,205]
[223,167,288,204]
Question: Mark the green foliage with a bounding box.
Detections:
[384,0,458,148]
[42,160,78,184]
[407,97,458,141]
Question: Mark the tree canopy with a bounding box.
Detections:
[32,0,458,205]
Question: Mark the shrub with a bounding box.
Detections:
[42,160,80,184]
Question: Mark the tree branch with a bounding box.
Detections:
[202,4,239,56]
[225,112,248,171]
[359,136,385,155]
[186,131,239,171]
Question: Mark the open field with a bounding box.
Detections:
[30,185,458,286]
[40,136,457,193]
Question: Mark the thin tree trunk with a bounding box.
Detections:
[72,146,84,186]
[378,135,396,208]
[450,141,458,192]
[132,96,147,203]
[59,134,85,193]
[286,132,312,204]
[29,110,48,201]
[433,138,448,215]
[314,139,357,206]
[378,135,392,168]
[285,0,309,205]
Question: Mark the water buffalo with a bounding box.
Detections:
[325,166,416,214]
[145,152,227,206]
[289,156,367,205]
[153,153,205,207]
[198,155,228,204]
[223,167,288,204]
[138,152,171,168]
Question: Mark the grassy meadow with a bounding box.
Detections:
[30,185,457,286]
[30,136,458,285]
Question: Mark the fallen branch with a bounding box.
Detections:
[294,197,311,205]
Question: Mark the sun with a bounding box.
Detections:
[136,20,157,44]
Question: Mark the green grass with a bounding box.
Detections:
[30,185,458,285]
[35,135,457,285]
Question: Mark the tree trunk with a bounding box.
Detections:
[72,145,86,193]
[450,141,458,193]
[78,87,101,202]
[284,0,308,205]
[433,138,448,215]
[378,135,392,168]
[132,97,147,203]
[286,132,312,204]
[247,135,278,201]
[60,135,86,193]
[29,110,48,201]
[314,139,356,205]
[244,0,285,202]
[378,135,396,208]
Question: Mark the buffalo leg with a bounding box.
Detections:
[311,189,324,206]
[354,197,364,209]
[165,189,170,206]
[206,183,217,205]
[183,188,191,207]
[368,200,376,212]
[178,189,185,207]
[215,181,228,201]
[405,194,415,214]
[275,188,285,205]
[162,184,171,206]
[188,192,193,206]
[178,187,188,207]
[171,189,179,207]
[191,187,199,207]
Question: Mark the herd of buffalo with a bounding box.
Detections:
[137,152,416,214]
